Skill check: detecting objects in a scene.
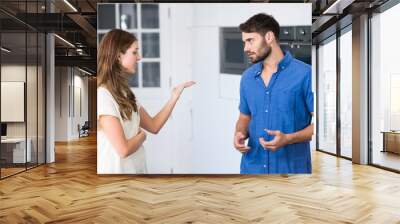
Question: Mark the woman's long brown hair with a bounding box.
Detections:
[97,29,138,121]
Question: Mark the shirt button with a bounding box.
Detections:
[263,165,267,168]
[266,91,269,95]
[265,109,268,113]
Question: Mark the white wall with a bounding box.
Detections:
[1,82,25,127]
[55,66,68,141]
[168,4,195,173]
[1,65,41,138]
[166,3,312,173]
[54,67,89,141]
[2,64,46,164]
[1,65,26,140]
[1,64,25,127]
[72,72,89,138]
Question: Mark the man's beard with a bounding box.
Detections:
[249,45,271,64]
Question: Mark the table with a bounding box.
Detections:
[381,131,400,154]
[1,138,32,164]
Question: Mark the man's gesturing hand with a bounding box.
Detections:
[259,129,292,151]
[234,132,250,153]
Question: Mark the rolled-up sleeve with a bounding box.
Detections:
[302,69,314,114]
[239,77,250,115]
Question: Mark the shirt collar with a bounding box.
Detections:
[253,51,293,77]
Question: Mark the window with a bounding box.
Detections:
[390,74,400,130]
[220,27,249,75]
[339,27,352,158]
[98,4,116,29]
[280,26,312,65]
[97,3,161,88]
[370,2,400,171]
[317,36,337,155]
[120,4,138,29]
[219,26,311,75]
[0,1,46,179]
[122,3,160,88]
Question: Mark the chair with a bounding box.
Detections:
[79,121,90,138]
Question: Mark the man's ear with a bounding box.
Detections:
[264,31,274,44]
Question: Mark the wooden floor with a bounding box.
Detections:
[373,150,400,171]
[1,135,400,223]
[1,167,26,178]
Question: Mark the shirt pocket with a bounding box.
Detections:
[272,88,299,133]
[275,88,298,113]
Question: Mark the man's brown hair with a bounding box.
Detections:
[239,13,280,41]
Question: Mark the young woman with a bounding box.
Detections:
[97,29,195,174]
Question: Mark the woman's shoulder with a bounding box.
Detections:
[97,86,116,103]
[97,85,109,93]
[98,86,113,97]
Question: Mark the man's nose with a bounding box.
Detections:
[243,44,250,53]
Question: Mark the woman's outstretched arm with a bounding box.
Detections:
[139,81,195,134]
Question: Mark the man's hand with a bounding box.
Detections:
[234,132,250,153]
[259,129,292,151]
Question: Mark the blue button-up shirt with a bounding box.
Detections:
[239,51,313,174]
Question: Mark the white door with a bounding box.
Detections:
[119,3,174,173]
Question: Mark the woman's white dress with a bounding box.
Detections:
[97,87,147,174]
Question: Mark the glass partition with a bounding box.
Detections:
[370,3,400,171]
[317,36,337,155]
[0,0,46,179]
[339,28,352,158]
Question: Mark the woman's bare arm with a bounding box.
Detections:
[99,115,146,158]
[139,81,195,134]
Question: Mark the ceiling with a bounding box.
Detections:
[0,0,393,74]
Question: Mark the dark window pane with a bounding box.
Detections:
[98,33,105,45]
[98,4,115,29]
[281,45,311,65]
[142,62,160,87]
[219,27,249,75]
[120,4,137,29]
[225,39,244,63]
[141,4,159,29]
[142,33,159,58]
[279,27,295,42]
[295,26,311,43]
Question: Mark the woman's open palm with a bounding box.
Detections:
[172,81,196,99]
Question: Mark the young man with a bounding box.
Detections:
[234,13,314,174]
